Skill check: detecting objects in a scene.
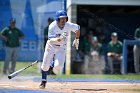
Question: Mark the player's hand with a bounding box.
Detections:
[72,39,79,50]
[4,37,7,41]
[60,32,68,40]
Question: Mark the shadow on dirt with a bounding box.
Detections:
[73,88,107,91]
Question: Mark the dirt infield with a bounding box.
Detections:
[0,76,140,93]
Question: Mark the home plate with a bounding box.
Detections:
[0,84,12,88]
[0,84,27,88]
[15,86,27,88]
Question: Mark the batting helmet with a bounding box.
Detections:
[55,10,68,21]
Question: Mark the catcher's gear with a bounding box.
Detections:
[72,39,79,50]
[55,10,68,21]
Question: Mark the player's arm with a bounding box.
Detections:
[47,25,59,44]
[49,37,61,43]
[49,32,68,44]
[18,29,25,40]
[72,30,80,50]
[48,24,68,44]
[0,33,7,41]
[71,23,80,50]
[75,30,80,39]
[0,27,8,41]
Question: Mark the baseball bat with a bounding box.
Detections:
[8,60,38,79]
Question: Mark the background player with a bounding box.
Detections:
[133,27,140,74]
[0,18,24,74]
[39,10,80,89]
[44,17,54,49]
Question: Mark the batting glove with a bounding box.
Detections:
[60,32,68,40]
[72,39,79,50]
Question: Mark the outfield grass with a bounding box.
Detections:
[124,89,140,92]
[52,74,140,80]
[0,61,140,80]
[0,61,40,75]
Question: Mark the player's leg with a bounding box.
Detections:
[40,44,55,89]
[47,54,55,75]
[133,45,140,73]
[53,48,66,74]
[108,57,114,74]
[51,54,55,67]
[10,47,19,73]
[3,47,12,74]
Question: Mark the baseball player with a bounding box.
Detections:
[39,10,80,89]
[0,18,24,74]
[133,27,140,74]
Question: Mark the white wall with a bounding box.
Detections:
[67,0,140,8]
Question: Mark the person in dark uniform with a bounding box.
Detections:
[0,18,24,74]
[44,17,54,48]
[107,32,122,74]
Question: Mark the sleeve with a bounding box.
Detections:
[18,29,24,37]
[69,23,80,33]
[1,27,8,36]
[48,26,56,39]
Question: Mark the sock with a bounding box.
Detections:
[50,54,55,67]
[49,66,53,71]
[41,70,48,81]
[50,61,55,67]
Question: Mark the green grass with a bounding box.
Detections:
[0,61,40,75]
[51,74,140,80]
[124,89,140,92]
[17,62,41,75]
[0,61,140,80]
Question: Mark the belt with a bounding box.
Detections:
[54,44,60,46]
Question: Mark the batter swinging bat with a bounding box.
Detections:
[8,60,38,79]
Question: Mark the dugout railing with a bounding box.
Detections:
[122,40,140,74]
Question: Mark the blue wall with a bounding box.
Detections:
[0,0,63,61]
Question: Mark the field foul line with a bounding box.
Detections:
[0,83,140,87]
[48,83,140,86]
[0,85,27,88]
[89,83,140,86]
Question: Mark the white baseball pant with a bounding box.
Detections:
[41,42,66,72]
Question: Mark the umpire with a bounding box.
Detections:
[0,18,24,74]
[133,27,140,74]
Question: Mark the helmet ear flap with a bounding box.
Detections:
[66,17,68,22]
[58,18,60,22]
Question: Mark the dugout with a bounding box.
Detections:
[67,0,140,74]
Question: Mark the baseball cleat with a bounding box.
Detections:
[39,81,47,89]
[48,66,55,75]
